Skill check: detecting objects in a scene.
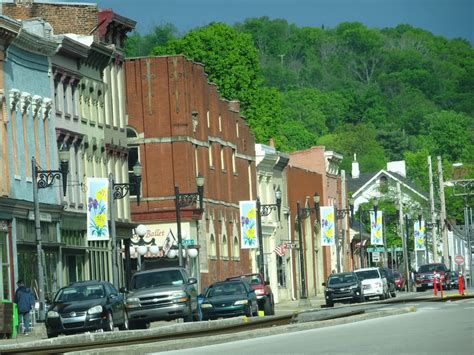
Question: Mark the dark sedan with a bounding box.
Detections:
[323,272,363,307]
[448,271,465,289]
[200,280,258,320]
[45,280,129,338]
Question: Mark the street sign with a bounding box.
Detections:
[372,252,380,262]
[367,247,385,253]
[454,255,465,265]
[182,239,195,246]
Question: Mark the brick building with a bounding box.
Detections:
[124,56,257,290]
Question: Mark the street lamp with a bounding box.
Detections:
[296,192,320,303]
[175,173,205,267]
[256,187,282,279]
[109,161,142,288]
[32,144,70,321]
[334,198,354,273]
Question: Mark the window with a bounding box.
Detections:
[236,122,239,138]
[233,236,240,259]
[221,235,228,258]
[232,149,236,174]
[54,78,61,113]
[209,234,216,257]
[208,142,213,168]
[220,145,225,171]
[218,115,222,132]
[127,128,140,196]
[206,110,210,128]
[63,82,69,115]
[277,256,286,287]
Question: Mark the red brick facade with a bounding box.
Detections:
[3,2,98,37]
[286,166,325,297]
[125,56,257,288]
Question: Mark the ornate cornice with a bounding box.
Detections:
[13,28,59,56]
[9,89,21,112]
[20,92,32,114]
[32,95,43,117]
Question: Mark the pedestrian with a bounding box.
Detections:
[14,280,36,335]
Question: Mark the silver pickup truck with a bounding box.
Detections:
[121,267,198,329]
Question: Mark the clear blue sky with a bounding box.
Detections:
[73,0,473,44]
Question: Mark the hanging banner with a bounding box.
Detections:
[370,210,383,245]
[320,206,335,246]
[240,200,258,249]
[414,220,426,251]
[86,178,109,241]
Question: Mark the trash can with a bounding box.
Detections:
[0,300,18,339]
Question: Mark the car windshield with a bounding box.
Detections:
[207,283,247,297]
[355,270,380,280]
[132,270,184,289]
[328,274,357,285]
[55,284,105,302]
[229,275,261,285]
[418,264,446,273]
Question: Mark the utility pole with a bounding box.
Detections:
[398,182,409,291]
[437,156,449,267]
[428,156,438,262]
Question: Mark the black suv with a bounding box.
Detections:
[323,272,363,307]
[379,267,397,298]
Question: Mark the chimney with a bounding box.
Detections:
[351,154,360,179]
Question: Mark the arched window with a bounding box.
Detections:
[233,236,240,259]
[127,127,140,196]
[221,235,228,259]
[209,234,216,257]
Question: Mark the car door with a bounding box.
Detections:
[105,282,124,324]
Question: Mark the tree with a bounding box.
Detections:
[152,22,262,113]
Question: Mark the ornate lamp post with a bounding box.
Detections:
[175,174,205,267]
[32,145,70,321]
[296,192,320,303]
[256,187,282,278]
[334,198,354,273]
[109,161,142,288]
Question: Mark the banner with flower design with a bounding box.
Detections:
[414,220,426,251]
[370,211,383,245]
[87,178,109,241]
[239,200,258,249]
[320,206,335,246]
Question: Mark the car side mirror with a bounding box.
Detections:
[264,280,270,286]
[322,282,326,286]
[119,287,128,293]
[188,278,197,285]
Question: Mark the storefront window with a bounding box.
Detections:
[277,256,286,287]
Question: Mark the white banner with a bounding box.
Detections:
[86,178,109,241]
[240,200,258,249]
[320,206,335,246]
[414,220,426,251]
[370,211,383,246]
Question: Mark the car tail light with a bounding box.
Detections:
[255,289,265,295]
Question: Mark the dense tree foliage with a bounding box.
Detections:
[125,19,473,221]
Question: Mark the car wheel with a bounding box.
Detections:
[104,311,114,332]
[358,294,364,303]
[379,293,386,301]
[183,304,193,323]
[130,321,149,330]
[118,311,129,331]
[326,300,334,307]
[263,298,272,315]
[252,302,259,316]
[47,333,58,338]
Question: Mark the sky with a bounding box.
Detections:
[71,0,472,44]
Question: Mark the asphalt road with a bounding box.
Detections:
[159,298,474,355]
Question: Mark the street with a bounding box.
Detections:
[158,298,474,355]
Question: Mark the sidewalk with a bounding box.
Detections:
[275,294,326,314]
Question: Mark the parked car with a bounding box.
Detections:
[379,267,397,297]
[323,272,363,307]
[225,273,274,315]
[121,267,198,328]
[200,279,258,320]
[45,280,128,338]
[448,271,465,290]
[355,267,389,301]
[415,263,450,291]
[393,271,406,291]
